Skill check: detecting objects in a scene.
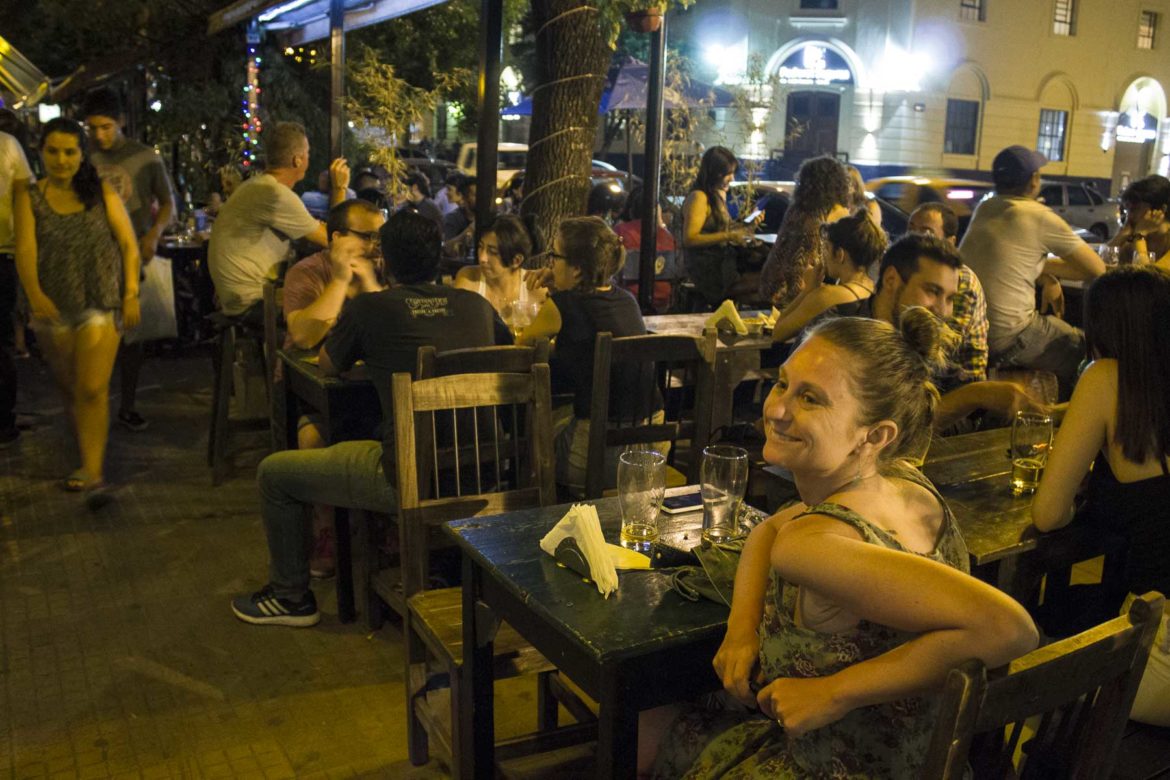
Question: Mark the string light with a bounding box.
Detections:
[241,43,263,168]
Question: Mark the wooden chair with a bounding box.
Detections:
[393,365,584,774]
[922,591,1165,779]
[364,340,551,627]
[582,330,717,499]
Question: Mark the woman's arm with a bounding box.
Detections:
[1032,360,1111,531]
[682,191,749,249]
[516,297,561,345]
[770,284,846,344]
[452,265,479,292]
[713,502,806,705]
[103,182,142,328]
[12,180,58,321]
[756,516,1038,735]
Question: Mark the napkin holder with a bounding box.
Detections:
[553,537,592,580]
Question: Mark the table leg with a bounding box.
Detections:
[712,354,736,432]
[281,373,297,452]
[596,667,639,780]
[334,507,355,623]
[461,555,495,780]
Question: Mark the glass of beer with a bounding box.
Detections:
[700,445,749,542]
[617,449,666,551]
[1010,411,1053,495]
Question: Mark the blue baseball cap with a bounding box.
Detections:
[992,145,1048,188]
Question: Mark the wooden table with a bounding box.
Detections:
[448,497,728,780]
[158,238,214,344]
[277,349,380,623]
[644,312,776,431]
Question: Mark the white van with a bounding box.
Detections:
[456,142,528,191]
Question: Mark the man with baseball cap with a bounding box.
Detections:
[960,144,1106,400]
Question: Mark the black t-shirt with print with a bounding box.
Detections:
[324,283,503,476]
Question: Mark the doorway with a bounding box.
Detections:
[785,91,840,161]
[1111,140,1153,196]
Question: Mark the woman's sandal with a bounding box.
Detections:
[61,469,92,492]
[84,483,114,511]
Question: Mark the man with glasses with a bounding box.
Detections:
[280,198,385,579]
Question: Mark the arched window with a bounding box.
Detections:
[1037,77,1076,162]
[945,66,987,157]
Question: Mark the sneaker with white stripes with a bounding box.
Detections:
[231,585,320,627]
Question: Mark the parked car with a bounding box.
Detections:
[1038,181,1121,241]
[497,162,640,203]
[866,176,994,239]
[456,142,528,190]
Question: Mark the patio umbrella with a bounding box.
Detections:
[500,56,736,116]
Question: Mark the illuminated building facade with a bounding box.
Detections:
[674,0,1170,192]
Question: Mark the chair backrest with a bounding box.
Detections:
[583,329,716,499]
[922,591,1165,780]
[415,339,551,379]
[392,366,556,597]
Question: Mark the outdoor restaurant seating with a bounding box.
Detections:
[390,365,590,772]
[923,591,1165,779]
[582,330,716,499]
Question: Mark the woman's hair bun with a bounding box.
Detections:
[897,306,956,377]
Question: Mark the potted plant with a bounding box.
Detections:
[625,5,664,33]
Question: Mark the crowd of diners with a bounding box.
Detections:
[3,109,1169,777]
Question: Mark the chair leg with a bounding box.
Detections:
[449,663,463,777]
[207,329,224,468]
[404,610,431,766]
[364,512,386,632]
[537,670,559,731]
[211,327,235,484]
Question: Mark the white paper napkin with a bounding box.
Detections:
[705,299,747,335]
[539,504,620,598]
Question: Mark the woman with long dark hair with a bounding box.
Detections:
[1032,265,1170,725]
[681,146,757,309]
[758,156,852,308]
[13,117,140,500]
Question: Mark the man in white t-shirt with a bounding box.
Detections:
[0,118,34,448]
[960,145,1106,399]
[208,122,338,319]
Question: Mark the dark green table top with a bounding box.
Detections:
[444,496,729,665]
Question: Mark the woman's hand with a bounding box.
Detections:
[526,266,555,292]
[756,675,849,737]
[800,262,825,291]
[727,226,753,247]
[122,294,141,330]
[1134,207,1165,234]
[713,625,761,707]
[29,292,60,323]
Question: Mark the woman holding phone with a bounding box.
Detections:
[682,146,758,309]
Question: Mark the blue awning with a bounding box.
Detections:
[209,0,449,43]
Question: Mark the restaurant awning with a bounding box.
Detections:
[208,0,448,44]
[0,34,52,108]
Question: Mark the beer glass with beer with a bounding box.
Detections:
[1010,411,1053,495]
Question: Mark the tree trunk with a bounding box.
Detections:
[521,0,611,257]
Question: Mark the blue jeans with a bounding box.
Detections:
[257,440,397,600]
[992,312,1085,401]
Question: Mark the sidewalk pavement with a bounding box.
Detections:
[0,349,541,779]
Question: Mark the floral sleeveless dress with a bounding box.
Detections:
[29,184,123,316]
[653,467,970,779]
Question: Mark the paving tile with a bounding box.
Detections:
[1,353,543,778]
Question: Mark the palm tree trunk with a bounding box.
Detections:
[521,0,610,256]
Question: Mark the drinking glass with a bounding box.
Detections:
[700,445,749,542]
[1098,245,1120,267]
[618,449,666,551]
[505,300,539,339]
[1010,411,1053,495]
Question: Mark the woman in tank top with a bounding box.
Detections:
[645,312,1038,779]
[769,211,887,344]
[13,118,140,501]
[453,214,545,325]
[1033,266,1170,726]
[681,146,758,309]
